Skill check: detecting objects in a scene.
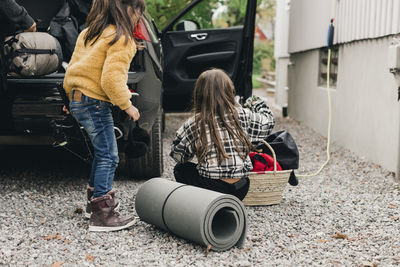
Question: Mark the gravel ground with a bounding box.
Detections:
[1,93,399,266]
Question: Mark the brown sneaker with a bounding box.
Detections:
[85,187,119,219]
[88,192,135,232]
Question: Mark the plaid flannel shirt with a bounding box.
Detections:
[170,98,275,179]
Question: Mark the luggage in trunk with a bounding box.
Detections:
[4,32,63,78]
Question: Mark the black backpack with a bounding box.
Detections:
[48,2,79,62]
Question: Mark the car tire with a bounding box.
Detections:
[126,114,163,179]
[162,110,166,133]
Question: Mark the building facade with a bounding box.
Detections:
[275,0,400,178]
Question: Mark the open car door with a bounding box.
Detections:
[161,0,257,111]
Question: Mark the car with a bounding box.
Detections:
[0,0,257,179]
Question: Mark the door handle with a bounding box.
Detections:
[190,33,208,41]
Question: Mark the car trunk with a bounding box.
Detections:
[1,1,147,136]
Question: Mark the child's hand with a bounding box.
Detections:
[24,22,37,32]
[125,105,140,121]
[62,105,70,114]
[244,95,263,108]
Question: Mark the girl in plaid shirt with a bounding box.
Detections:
[170,69,275,200]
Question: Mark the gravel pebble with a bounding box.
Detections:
[0,95,399,266]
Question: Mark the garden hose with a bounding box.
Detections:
[297,48,332,178]
[297,1,336,178]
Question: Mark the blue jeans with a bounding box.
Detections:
[69,91,119,198]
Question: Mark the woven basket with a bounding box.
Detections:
[242,140,292,206]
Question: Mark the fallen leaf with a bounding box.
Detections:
[316,239,331,243]
[85,254,95,262]
[391,216,399,221]
[52,262,63,267]
[361,261,377,267]
[332,232,348,240]
[75,208,83,214]
[43,235,55,240]
[288,235,294,238]
[42,234,65,241]
[205,245,212,254]
[389,204,398,209]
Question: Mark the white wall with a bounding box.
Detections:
[288,0,332,53]
[287,36,400,174]
[275,0,291,58]
[336,0,400,43]
[274,0,291,108]
[275,58,290,108]
[288,0,400,54]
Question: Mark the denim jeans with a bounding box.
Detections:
[69,91,119,198]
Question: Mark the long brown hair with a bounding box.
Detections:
[193,69,253,164]
[84,0,145,46]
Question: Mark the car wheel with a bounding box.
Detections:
[126,114,163,179]
[162,109,166,133]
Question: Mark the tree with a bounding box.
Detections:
[145,0,276,72]
[146,0,270,30]
[146,0,192,29]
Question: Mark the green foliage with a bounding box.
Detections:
[145,0,276,74]
[146,0,192,29]
[218,0,248,27]
[179,0,220,29]
[146,0,264,30]
[252,74,264,89]
[253,42,275,74]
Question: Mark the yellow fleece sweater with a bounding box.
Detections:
[64,25,136,110]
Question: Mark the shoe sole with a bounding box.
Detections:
[88,218,136,232]
[84,202,120,219]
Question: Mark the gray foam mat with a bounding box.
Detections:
[135,178,248,251]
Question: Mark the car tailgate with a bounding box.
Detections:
[7,72,145,85]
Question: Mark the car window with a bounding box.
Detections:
[175,0,248,31]
[143,14,159,43]
[147,1,192,30]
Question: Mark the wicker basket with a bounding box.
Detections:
[242,140,292,206]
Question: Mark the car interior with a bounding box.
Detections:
[16,0,65,31]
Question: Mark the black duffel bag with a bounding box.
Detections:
[255,130,300,186]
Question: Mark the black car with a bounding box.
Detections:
[0,0,257,179]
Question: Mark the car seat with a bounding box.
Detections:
[16,0,66,31]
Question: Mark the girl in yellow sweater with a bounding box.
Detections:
[63,0,144,232]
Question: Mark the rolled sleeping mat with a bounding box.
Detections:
[135,178,247,251]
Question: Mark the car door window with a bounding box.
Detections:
[161,0,257,111]
[174,0,248,31]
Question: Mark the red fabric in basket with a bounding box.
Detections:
[249,152,282,173]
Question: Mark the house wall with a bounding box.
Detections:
[288,36,400,174]
[275,58,290,108]
[288,0,400,53]
[274,0,291,108]
[288,0,332,53]
[275,0,290,58]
